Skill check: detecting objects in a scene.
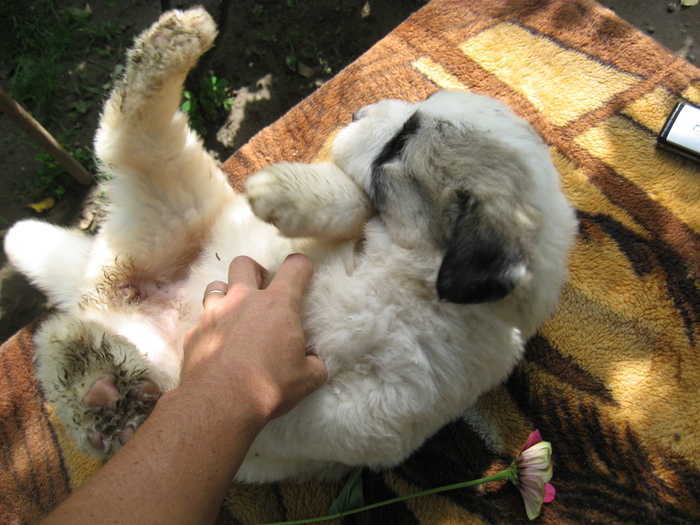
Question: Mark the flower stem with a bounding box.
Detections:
[262,467,516,525]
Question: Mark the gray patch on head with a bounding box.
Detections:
[371,112,539,303]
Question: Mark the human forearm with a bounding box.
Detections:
[41,255,326,524]
[41,387,266,525]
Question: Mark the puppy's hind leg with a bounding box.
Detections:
[96,8,233,279]
[33,316,174,459]
[97,7,217,161]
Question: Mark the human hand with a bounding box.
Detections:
[181,254,327,426]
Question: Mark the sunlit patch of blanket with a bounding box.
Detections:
[2,0,700,523]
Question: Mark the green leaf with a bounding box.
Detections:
[180,100,192,113]
[681,0,697,5]
[300,47,315,60]
[328,468,364,515]
[288,30,299,48]
[286,54,298,71]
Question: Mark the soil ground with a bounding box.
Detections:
[0,0,697,342]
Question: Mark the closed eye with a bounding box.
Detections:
[369,112,421,207]
[372,112,421,167]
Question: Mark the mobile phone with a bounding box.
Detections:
[657,102,700,162]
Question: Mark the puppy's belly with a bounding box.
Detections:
[92,279,191,381]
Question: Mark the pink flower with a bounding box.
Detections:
[514,430,556,520]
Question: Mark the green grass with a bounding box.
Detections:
[0,1,131,200]
[1,2,126,119]
[33,137,98,199]
[181,74,234,136]
[1,2,240,201]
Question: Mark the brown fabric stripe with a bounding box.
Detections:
[0,324,70,524]
[567,142,700,273]
[525,333,618,405]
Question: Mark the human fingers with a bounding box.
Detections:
[202,280,228,308]
[268,254,314,307]
[267,352,328,421]
[227,255,266,290]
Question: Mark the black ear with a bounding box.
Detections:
[437,194,527,304]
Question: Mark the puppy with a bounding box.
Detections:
[4,8,577,482]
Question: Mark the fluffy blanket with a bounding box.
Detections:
[2,0,700,523]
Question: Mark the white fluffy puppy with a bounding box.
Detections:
[4,8,577,482]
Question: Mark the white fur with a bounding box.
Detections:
[3,8,577,482]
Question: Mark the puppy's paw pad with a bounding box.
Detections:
[82,375,119,408]
[154,9,215,38]
[83,376,162,457]
[181,7,215,31]
[138,8,217,70]
[87,423,138,455]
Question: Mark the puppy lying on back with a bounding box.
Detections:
[4,8,577,482]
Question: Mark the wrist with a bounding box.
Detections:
[157,384,269,439]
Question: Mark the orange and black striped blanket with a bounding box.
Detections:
[2,0,700,523]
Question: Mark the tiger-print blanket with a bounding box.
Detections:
[2,0,699,523]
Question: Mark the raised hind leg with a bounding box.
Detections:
[95,7,234,281]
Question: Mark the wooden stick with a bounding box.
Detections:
[0,87,92,185]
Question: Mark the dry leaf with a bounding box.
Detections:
[361,1,371,18]
[28,197,55,213]
[298,63,316,78]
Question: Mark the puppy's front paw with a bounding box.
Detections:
[246,162,372,241]
[246,164,310,237]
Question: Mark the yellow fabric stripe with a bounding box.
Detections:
[276,478,340,523]
[383,471,490,525]
[621,86,679,133]
[682,80,700,105]
[464,387,534,454]
[575,115,700,233]
[411,56,469,91]
[48,408,101,487]
[552,148,649,238]
[544,238,696,384]
[312,127,341,163]
[543,280,700,467]
[459,23,639,126]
